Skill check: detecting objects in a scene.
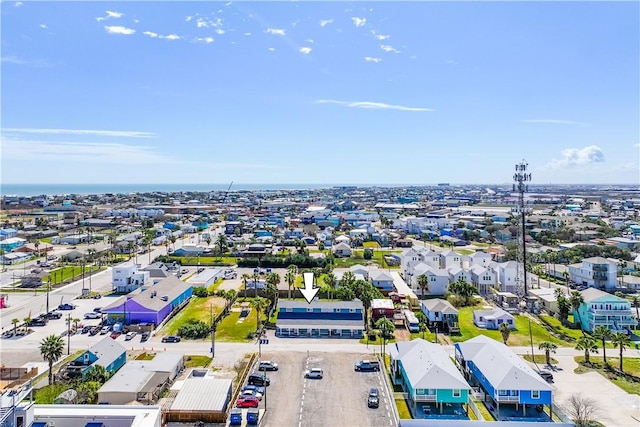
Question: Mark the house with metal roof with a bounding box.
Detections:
[66,337,126,380]
[455,335,554,421]
[369,269,395,291]
[102,275,192,327]
[473,307,515,330]
[420,299,459,333]
[389,339,471,419]
[275,300,364,338]
[166,369,233,424]
[574,287,635,333]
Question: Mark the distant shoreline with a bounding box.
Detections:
[1,183,421,197]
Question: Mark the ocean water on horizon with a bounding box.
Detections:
[0,183,403,197]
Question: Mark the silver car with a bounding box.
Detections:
[304,368,323,379]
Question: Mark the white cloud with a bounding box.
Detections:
[1,56,51,67]
[547,145,605,169]
[2,128,155,138]
[197,20,208,28]
[160,34,180,40]
[364,57,382,63]
[370,31,390,41]
[315,100,432,112]
[104,26,136,35]
[616,161,639,172]
[2,137,172,165]
[244,32,252,36]
[1,56,27,65]
[521,119,590,127]
[306,38,315,44]
[634,143,640,148]
[352,17,366,27]
[266,28,286,36]
[445,59,458,64]
[39,24,48,29]
[215,28,225,35]
[14,2,23,7]
[319,19,334,27]
[143,31,159,38]
[97,11,123,21]
[185,16,193,22]
[193,37,214,44]
[267,47,275,52]
[380,45,400,53]
[299,47,312,55]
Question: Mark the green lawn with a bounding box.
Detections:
[215,310,258,342]
[456,249,475,255]
[363,242,381,248]
[450,305,572,346]
[185,355,212,368]
[574,356,640,395]
[538,315,584,342]
[42,266,102,284]
[34,384,71,404]
[159,296,226,336]
[522,354,558,365]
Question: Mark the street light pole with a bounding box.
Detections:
[210,304,216,358]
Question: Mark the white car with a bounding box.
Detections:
[125,331,137,341]
[240,389,263,400]
[304,368,323,379]
[84,312,101,319]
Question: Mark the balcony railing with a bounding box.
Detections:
[413,394,437,402]
[495,395,520,402]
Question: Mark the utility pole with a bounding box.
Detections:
[210,305,216,358]
[66,313,71,355]
[46,278,50,314]
[513,160,532,298]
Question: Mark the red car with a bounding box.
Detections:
[236,395,259,408]
[110,331,121,339]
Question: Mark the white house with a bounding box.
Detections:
[413,265,450,296]
[112,264,150,293]
[349,264,370,279]
[440,250,462,269]
[465,251,493,268]
[401,248,440,278]
[473,308,515,330]
[568,256,618,290]
[332,242,352,258]
[470,265,496,295]
[495,261,519,293]
[187,268,223,288]
[448,266,471,284]
[369,269,395,291]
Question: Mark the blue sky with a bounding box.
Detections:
[2,1,638,185]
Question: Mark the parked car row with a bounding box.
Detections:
[236,361,278,409]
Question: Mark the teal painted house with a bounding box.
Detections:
[66,337,127,380]
[574,287,636,333]
[389,339,471,419]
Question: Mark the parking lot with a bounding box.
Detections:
[259,351,395,427]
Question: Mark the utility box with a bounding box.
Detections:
[246,408,260,424]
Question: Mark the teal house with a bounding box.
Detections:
[66,337,126,380]
[389,339,471,419]
[574,288,636,333]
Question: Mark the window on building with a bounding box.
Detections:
[453,389,461,397]
[532,390,540,399]
[498,390,507,396]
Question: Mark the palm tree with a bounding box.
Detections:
[612,332,631,373]
[499,322,511,345]
[23,316,32,328]
[284,269,296,300]
[250,297,270,332]
[40,334,64,385]
[417,274,429,300]
[11,318,19,335]
[631,295,640,322]
[575,335,599,365]
[416,312,428,340]
[251,271,260,297]
[324,273,337,300]
[569,291,585,330]
[241,273,250,298]
[592,325,614,365]
[215,234,228,256]
[72,318,81,332]
[340,271,356,287]
[169,234,177,251]
[538,341,558,366]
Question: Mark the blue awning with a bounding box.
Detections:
[85,423,105,427]
[31,423,48,427]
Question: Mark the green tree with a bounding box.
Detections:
[557,295,571,323]
[340,271,356,287]
[215,234,228,256]
[538,341,557,366]
[240,273,250,298]
[375,317,395,340]
[447,278,477,306]
[569,291,585,330]
[250,297,270,332]
[284,267,296,300]
[499,322,511,345]
[363,248,373,260]
[85,365,111,383]
[77,381,101,404]
[575,336,598,365]
[612,332,631,373]
[417,274,429,300]
[592,325,613,365]
[416,311,428,340]
[11,318,19,335]
[323,273,338,300]
[192,286,209,297]
[40,334,64,385]
[631,295,640,322]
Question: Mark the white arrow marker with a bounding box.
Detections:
[300,272,319,304]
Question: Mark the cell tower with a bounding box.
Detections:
[512,160,532,298]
